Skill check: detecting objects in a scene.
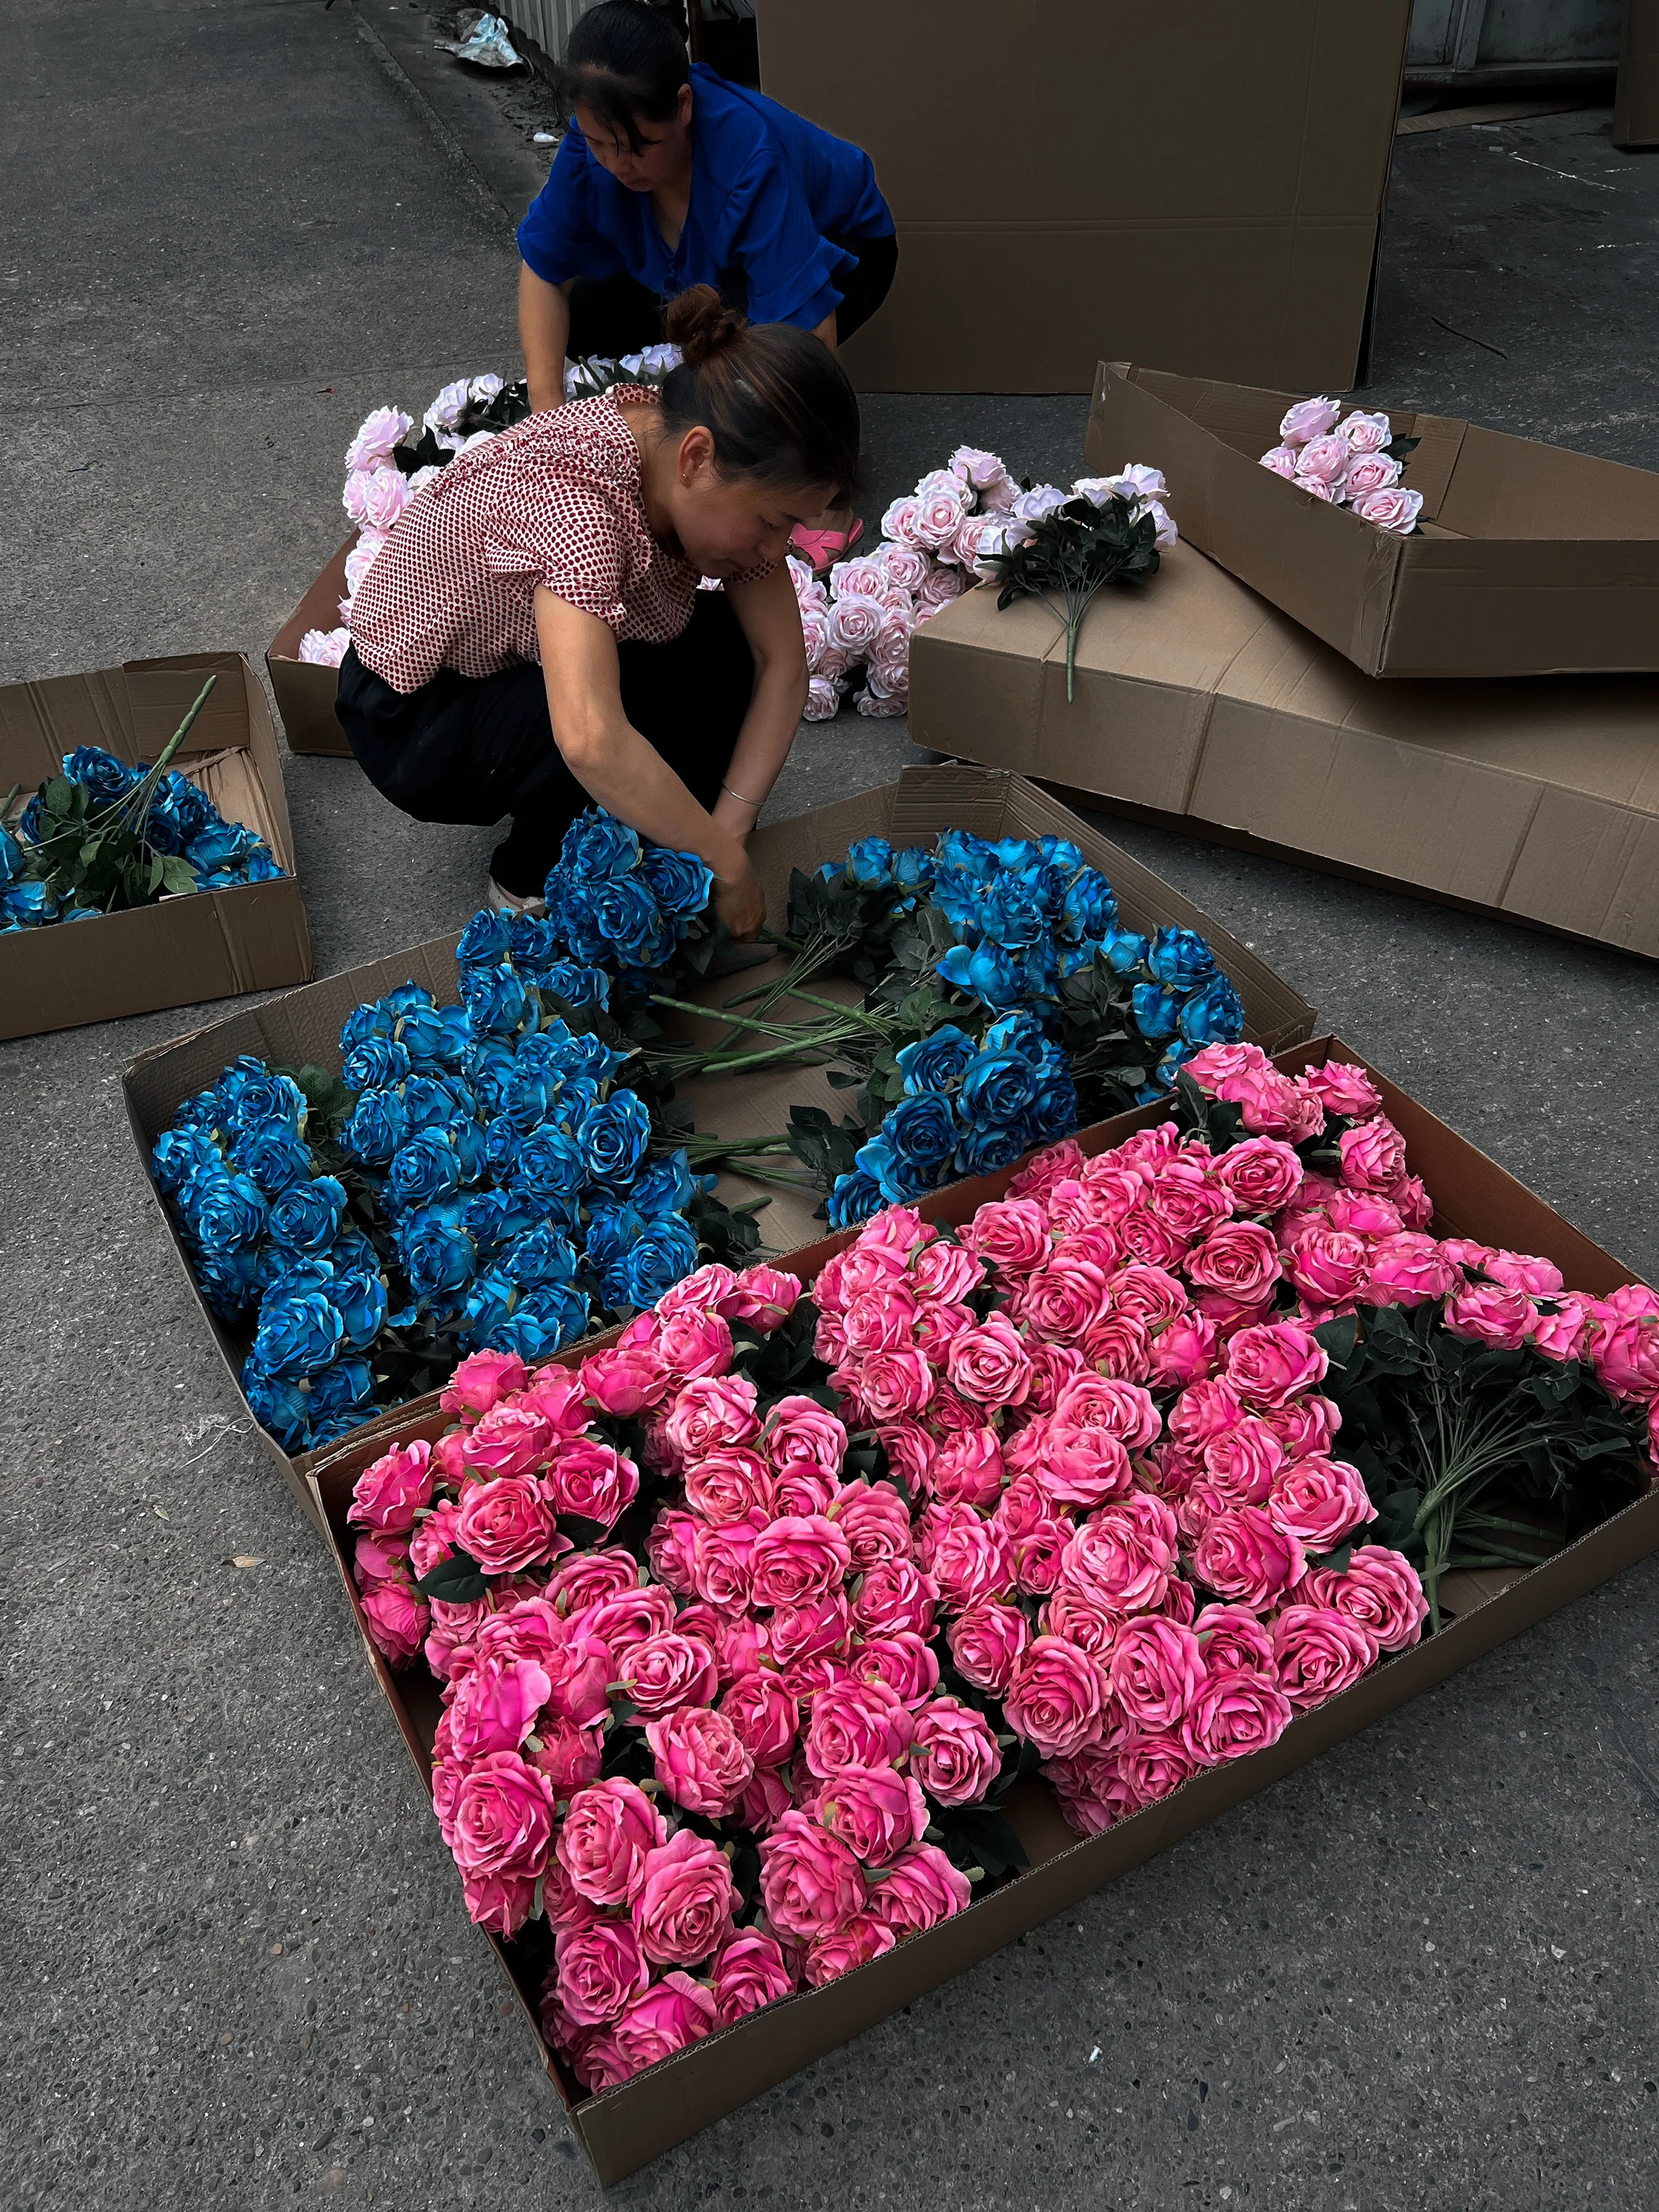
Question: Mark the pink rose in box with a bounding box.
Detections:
[749,1514,854,1610]
[618,1630,718,1718]
[851,1631,940,1710]
[1200,1416,1284,1507]
[665,1374,760,1462]
[439,1750,558,1879]
[804,1676,914,1777]
[631,1827,740,1964]
[803,1910,897,1987]
[1258,444,1300,481]
[816,1763,928,1867]
[758,1810,866,1940]
[1224,1320,1329,1407]
[1444,1279,1534,1351]
[1109,1616,1205,1729]
[360,1579,429,1667]
[441,1348,528,1419]
[555,1778,667,1908]
[1267,1455,1377,1552]
[454,1474,561,1575]
[545,1545,641,1615]
[947,1599,1031,1693]
[553,1920,650,2028]
[720,1672,798,1768]
[866,1841,973,1936]
[1285,1226,1370,1312]
[1193,1601,1276,1679]
[1352,485,1424,534]
[611,1973,719,2074]
[1272,1604,1378,1711]
[1278,395,1341,445]
[1003,1634,1106,1758]
[712,1929,797,2023]
[850,1557,937,1640]
[349,1439,434,1534]
[1339,409,1392,453]
[1303,1545,1428,1652]
[645,1705,755,1819]
[1291,434,1351,489]
[682,1444,774,1525]
[1344,453,1402,501]
[1180,1669,1293,1765]
[909,1697,1002,1807]
[1191,1505,1305,1613]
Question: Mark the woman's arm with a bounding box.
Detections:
[713,562,809,845]
[533,586,768,937]
[519,266,574,414]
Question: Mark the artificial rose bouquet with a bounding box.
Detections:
[1258,396,1424,535]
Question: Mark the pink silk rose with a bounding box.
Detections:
[946,1313,1034,1407]
[850,1558,937,1641]
[553,1919,650,2027]
[1444,1280,1534,1352]
[711,1929,796,2023]
[1308,1545,1428,1652]
[1109,1616,1205,1729]
[947,1599,1033,1692]
[443,1652,552,1760]
[462,1867,538,1938]
[909,1697,1002,1807]
[720,1672,798,1768]
[681,1442,774,1526]
[1193,1601,1276,1678]
[1344,453,1402,500]
[1191,1505,1306,1613]
[618,1631,719,1719]
[1258,444,1299,480]
[611,1972,719,2075]
[1271,1603,1378,1711]
[461,1403,554,1479]
[555,1778,669,1908]
[664,1374,760,1462]
[360,1579,428,1667]
[1351,485,1424,534]
[1365,1232,1457,1308]
[749,1514,854,1611]
[439,1750,557,1879]
[803,1910,897,1988]
[631,1827,739,1965]
[765,1393,848,1477]
[758,1810,866,1940]
[816,1763,929,1867]
[542,1438,640,1528]
[1285,1227,1371,1313]
[454,1474,560,1576]
[1266,1455,1377,1553]
[1003,1635,1106,1758]
[831,1478,914,1567]
[849,1631,940,1710]
[804,1676,915,1778]
[1292,434,1350,487]
[864,1841,972,1935]
[1224,1321,1329,1408]
[1339,409,1392,454]
[1180,1669,1293,1765]
[348,1439,434,1534]
[962,1196,1052,1276]
[1278,395,1341,444]
[644,1705,755,1818]
[578,1344,669,1418]
[1060,1493,1179,1613]
[1186,1220,1283,1302]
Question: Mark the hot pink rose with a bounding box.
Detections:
[803,1676,914,1778]
[454,1474,559,1575]
[817,1763,929,1867]
[1215,1137,1305,1214]
[1272,1603,1377,1711]
[439,1750,557,1878]
[1529,1295,1593,1362]
[631,1827,739,1965]
[758,1809,866,1940]
[1445,1280,1534,1351]
[574,1345,664,1417]
[910,1238,985,1304]
[1187,1220,1282,1302]
[1337,1118,1407,1195]
[763,1394,848,1480]
[830,1478,912,1568]
[1483,1249,1565,1297]
[749,1514,854,1610]
[1039,1421,1134,1510]
[1041,1580,1120,1659]
[684,1515,760,1611]
[849,1632,940,1710]
[1080,1310,1154,1384]
[773,1464,840,1519]
[555,1778,668,1908]
[1109,1617,1205,1728]
[680,1445,773,1526]
[721,1673,798,1767]
[619,1631,718,1718]
[768,1588,853,1672]
[462,1403,554,1480]
[850,1558,936,1640]
[719,1263,802,1326]
[1180,1668,1293,1764]
[874,1421,936,1497]
[1053,1374,1160,1448]
[1366,1232,1457,1308]
[1192,1505,1305,1613]
[1316,1545,1428,1651]
[644,1705,754,1818]
[855,1349,936,1421]
[665,1376,760,1464]
[711,1928,796,2023]
[349,1439,434,1534]
[735,1763,795,1836]
[842,1284,921,1355]
[1193,1601,1276,1677]
[526,1715,604,1794]
[444,1649,553,1760]
[654,1307,734,1381]
[962,1197,1052,1276]
[1003,1635,1106,1758]
[1279,394,1341,444]
[1286,1228,1370,1312]
[945,1313,1033,1408]
[1267,1455,1376,1552]
[1259,1396,1338,1462]
[909,1698,1001,1807]
[1018,1258,1111,1345]
[1170,1377,1245,1450]
[1593,1302,1659,1401]
[803,1910,897,1987]
[360,1579,428,1667]
[612,1972,719,2073]
[1225,1322,1329,1408]
[947,1600,1031,1693]
[554,1920,649,2027]
[462,1868,538,1938]
[542,1438,639,1528]
[864,1840,972,1935]
[1010,1515,1071,1598]
[929,1428,1004,1510]
[441,1348,528,1419]
[1200,1416,1285,1507]
[1148,1310,1220,1390]
[1061,1494,1178,1613]
[1114,1725,1201,1804]
[924,1508,1013,1613]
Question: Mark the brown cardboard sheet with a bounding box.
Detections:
[753,1,1411,395]
[123,765,1315,1528]
[1615,0,1659,148]
[303,1036,1656,2184]
[909,543,1659,961]
[0,654,313,1041]
[267,538,356,757]
[1087,363,1659,677]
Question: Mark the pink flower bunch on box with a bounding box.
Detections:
[1260,398,1424,535]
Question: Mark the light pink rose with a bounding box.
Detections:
[720,1673,798,1768]
[1352,485,1423,534]
[555,1778,668,1908]
[1192,1505,1305,1613]
[454,1474,559,1575]
[829,553,886,601]
[803,1910,897,1987]
[913,481,969,553]
[849,1631,940,1710]
[876,540,932,593]
[1259,444,1300,480]
[1314,1545,1428,1651]
[881,494,924,547]
[1293,434,1350,488]
[439,1750,557,1879]
[579,1345,669,1417]
[916,561,971,611]
[343,462,407,533]
[850,1558,936,1640]
[1339,409,1392,454]
[1445,1280,1534,1352]
[804,674,841,720]
[1180,1669,1293,1764]
[344,405,413,472]
[441,1348,529,1418]
[632,1827,739,1965]
[349,1439,434,1534]
[758,1810,866,1940]
[611,1973,719,2074]
[360,1579,428,1667]
[1267,1455,1376,1553]
[865,1840,972,1935]
[1344,453,1402,500]
[554,1920,649,2027]
[542,1438,639,1528]
[1279,395,1342,445]
[947,1599,1031,1693]
[827,595,883,657]
[1109,1617,1205,1729]
[1225,1322,1329,1408]
[817,1763,929,1867]
[1272,1604,1378,1711]
[908,1698,1001,1808]
[711,1929,796,2023]
[803,1676,914,1778]
[1003,1635,1106,1758]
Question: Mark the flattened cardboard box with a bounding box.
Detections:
[267,538,356,758]
[0,653,313,1041]
[122,765,1314,1530]
[1089,363,1659,678]
[755,0,1410,394]
[909,542,1659,963]
[304,1036,1658,2185]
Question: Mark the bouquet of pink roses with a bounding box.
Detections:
[1258,396,1424,535]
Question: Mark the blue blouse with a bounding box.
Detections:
[517,66,892,333]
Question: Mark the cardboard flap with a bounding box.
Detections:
[1402,415,1468,524]
[0,667,134,774]
[124,653,251,759]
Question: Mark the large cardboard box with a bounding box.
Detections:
[909,543,1659,962]
[121,765,1314,1530]
[267,538,356,758]
[0,653,313,1041]
[304,1036,1658,2184]
[1089,363,1659,678]
[754,0,1412,395]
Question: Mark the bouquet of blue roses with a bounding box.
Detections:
[1,675,286,930]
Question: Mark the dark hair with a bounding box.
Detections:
[557,1,689,156]
[659,287,861,507]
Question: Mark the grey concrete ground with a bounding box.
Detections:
[4,9,1659,2206]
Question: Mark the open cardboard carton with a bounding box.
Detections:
[0,653,313,1041]
[755,1,1411,394]
[908,542,1659,962]
[121,765,1314,1531]
[1089,363,1659,678]
[302,1034,1659,2184]
[267,538,357,758]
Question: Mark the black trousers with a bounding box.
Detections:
[335,590,755,897]
[566,229,899,357]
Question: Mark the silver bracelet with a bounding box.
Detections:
[722,782,762,810]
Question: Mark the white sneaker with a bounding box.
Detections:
[486,874,549,917]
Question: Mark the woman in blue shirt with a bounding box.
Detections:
[517,0,894,563]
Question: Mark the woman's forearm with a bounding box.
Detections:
[714,654,807,834]
[519,264,570,413]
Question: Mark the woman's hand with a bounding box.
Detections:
[714,859,766,941]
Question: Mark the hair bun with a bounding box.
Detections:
[664,285,748,366]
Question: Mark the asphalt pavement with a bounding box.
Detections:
[4,8,1659,2208]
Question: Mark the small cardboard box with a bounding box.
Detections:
[121,764,1315,1530]
[303,1035,1658,2185]
[755,0,1411,394]
[0,653,313,1041]
[267,538,356,758]
[909,543,1659,963]
[1089,362,1659,678]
